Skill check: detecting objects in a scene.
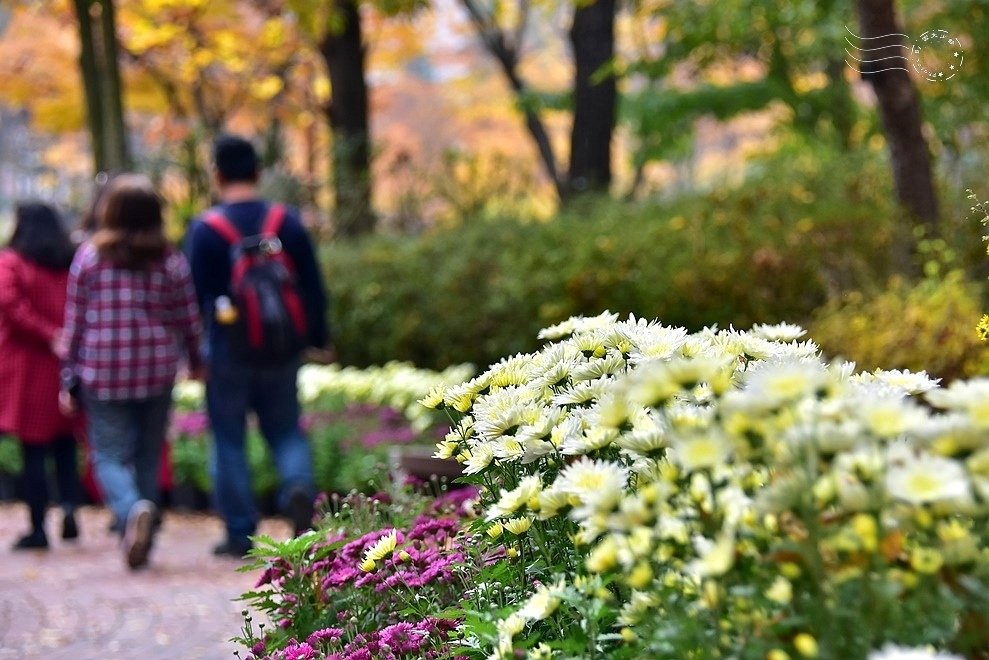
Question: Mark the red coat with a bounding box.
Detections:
[0,249,76,443]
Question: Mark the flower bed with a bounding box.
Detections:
[168,362,472,505]
[236,313,989,659]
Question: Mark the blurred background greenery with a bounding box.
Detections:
[0,0,987,380]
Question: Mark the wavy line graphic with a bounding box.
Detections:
[844,26,910,74]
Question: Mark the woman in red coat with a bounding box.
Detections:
[0,202,82,549]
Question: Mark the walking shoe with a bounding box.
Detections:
[213,538,253,558]
[13,531,49,550]
[287,488,314,537]
[62,511,79,540]
[123,500,156,569]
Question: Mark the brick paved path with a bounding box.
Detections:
[0,504,291,660]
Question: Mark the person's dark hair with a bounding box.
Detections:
[91,174,169,269]
[9,202,76,271]
[213,133,260,184]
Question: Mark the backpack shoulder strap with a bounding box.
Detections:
[260,203,287,238]
[204,211,242,245]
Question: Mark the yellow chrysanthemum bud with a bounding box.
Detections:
[851,513,878,552]
[507,547,519,559]
[398,550,411,562]
[620,627,637,643]
[793,634,819,657]
[626,562,653,589]
[910,546,944,574]
[487,522,504,539]
[914,507,934,529]
[780,562,802,579]
[765,576,792,604]
[359,558,375,572]
[768,650,791,660]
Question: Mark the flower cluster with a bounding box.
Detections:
[421,312,989,658]
[241,487,479,660]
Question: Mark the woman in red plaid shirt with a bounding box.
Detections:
[61,174,204,570]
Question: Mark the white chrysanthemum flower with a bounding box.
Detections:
[926,378,989,429]
[616,426,667,456]
[555,457,629,511]
[913,412,987,456]
[536,487,571,519]
[561,426,618,456]
[851,368,941,395]
[856,394,931,439]
[418,385,446,410]
[516,579,566,621]
[529,345,583,391]
[433,440,459,460]
[749,322,807,342]
[484,352,539,389]
[462,444,495,475]
[886,452,971,506]
[570,352,627,383]
[867,644,962,660]
[538,311,619,340]
[741,358,829,406]
[443,375,489,413]
[491,436,526,462]
[515,406,566,444]
[627,325,690,363]
[486,475,543,520]
[670,430,733,473]
[617,590,661,626]
[551,377,614,407]
[686,529,736,579]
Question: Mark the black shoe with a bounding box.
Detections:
[287,489,314,537]
[123,500,155,570]
[13,531,49,550]
[213,539,253,558]
[62,512,79,540]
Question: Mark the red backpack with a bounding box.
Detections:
[204,204,308,365]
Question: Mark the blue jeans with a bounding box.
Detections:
[85,390,172,531]
[206,357,313,545]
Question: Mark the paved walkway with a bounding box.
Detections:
[0,504,292,659]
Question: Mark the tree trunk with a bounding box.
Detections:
[73,0,107,173]
[567,0,616,196]
[854,0,939,232]
[319,0,374,238]
[97,0,130,171]
[73,0,129,174]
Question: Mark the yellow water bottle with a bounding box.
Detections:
[215,295,239,325]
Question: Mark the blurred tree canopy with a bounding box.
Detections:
[0,0,984,246]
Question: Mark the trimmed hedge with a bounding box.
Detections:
[325,150,903,370]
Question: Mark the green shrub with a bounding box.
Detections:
[0,435,22,476]
[810,269,989,382]
[325,149,903,369]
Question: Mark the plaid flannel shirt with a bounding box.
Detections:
[63,242,204,401]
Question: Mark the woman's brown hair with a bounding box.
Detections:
[91,174,168,269]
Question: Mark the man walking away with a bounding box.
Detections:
[186,134,329,557]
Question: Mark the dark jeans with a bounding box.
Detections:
[20,435,81,533]
[206,357,314,546]
[85,391,172,531]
